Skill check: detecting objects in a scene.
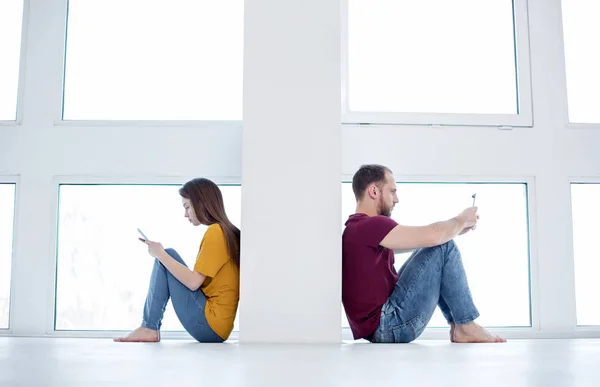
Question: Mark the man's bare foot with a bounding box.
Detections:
[113,327,160,343]
[452,322,506,343]
[449,323,456,342]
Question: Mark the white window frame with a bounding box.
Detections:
[0,1,29,126]
[0,177,19,333]
[340,175,540,341]
[54,0,243,128]
[569,177,600,330]
[341,0,534,128]
[40,175,240,340]
[560,0,600,129]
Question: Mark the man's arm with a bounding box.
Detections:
[380,207,478,250]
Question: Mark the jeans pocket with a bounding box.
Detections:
[391,316,426,343]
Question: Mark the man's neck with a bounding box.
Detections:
[355,204,378,217]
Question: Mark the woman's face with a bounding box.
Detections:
[182,197,201,226]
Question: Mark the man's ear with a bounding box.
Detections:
[366,184,378,199]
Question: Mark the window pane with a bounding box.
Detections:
[347,0,518,114]
[572,183,600,325]
[342,182,531,329]
[55,184,241,332]
[0,184,16,329]
[562,0,600,123]
[0,1,24,120]
[63,0,244,120]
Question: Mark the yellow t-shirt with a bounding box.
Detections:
[193,224,239,340]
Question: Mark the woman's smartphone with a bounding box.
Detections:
[137,228,149,241]
[471,193,477,207]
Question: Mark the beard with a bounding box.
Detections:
[377,196,392,217]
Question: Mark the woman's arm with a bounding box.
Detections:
[156,250,207,291]
[144,240,207,291]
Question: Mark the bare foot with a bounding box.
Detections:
[452,322,506,343]
[113,327,160,343]
[449,323,456,342]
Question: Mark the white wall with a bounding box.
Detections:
[1,0,599,340]
[240,0,341,343]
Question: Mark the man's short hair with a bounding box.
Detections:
[352,164,393,201]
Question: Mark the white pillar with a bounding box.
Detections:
[240,0,341,343]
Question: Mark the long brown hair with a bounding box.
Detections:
[179,178,240,267]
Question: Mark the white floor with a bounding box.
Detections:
[1,338,600,387]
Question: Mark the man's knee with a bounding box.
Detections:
[444,239,457,250]
[422,240,457,264]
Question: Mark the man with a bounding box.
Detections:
[342,164,506,343]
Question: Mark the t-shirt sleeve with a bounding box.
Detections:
[193,225,230,277]
[361,216,399,248]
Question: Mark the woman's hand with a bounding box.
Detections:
[139,238,166,258]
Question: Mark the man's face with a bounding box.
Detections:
[377,172,398,217]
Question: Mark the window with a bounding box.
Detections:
[572,183,600,325]
[55,184,241,332]
[0,184,16,329]
[341,182,531,329]
[0,1,24,121]
[62,0,244,121]
[343,0,532,126]
[562,0,600,124]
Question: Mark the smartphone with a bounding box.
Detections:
[471,193,477,207]
[137,228,149,241]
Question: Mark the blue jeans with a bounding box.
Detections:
[141,248,223,343]
[371,240,480,343]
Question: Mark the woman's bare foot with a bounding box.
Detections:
[449,323,456,342]
[452,322,506,343]
[113,327,160,343]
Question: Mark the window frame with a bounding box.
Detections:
[46,175,241,340]
[0,0,29,125]
[561,0,600,127]
[339,175,538,340]
[0,178,19,332]
[569,178,600,328]
[56,0,244,126]
[340,0,534,128]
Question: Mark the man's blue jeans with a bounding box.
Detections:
[141,248,223,343]
[371,240,480,343]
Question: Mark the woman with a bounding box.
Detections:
[114,178,240,343]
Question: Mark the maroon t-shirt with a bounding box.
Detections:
[342,213,399,339]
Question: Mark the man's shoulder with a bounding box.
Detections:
[345,214,397,232]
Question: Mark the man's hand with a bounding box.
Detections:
[459,224,477,235]
[457,207,479,235]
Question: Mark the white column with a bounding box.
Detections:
[9,0,68,335]
[240,0,341,343]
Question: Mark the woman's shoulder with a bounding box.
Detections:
[205,223,225,239]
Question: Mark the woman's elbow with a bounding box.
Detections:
[188,272,205,291]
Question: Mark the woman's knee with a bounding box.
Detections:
[164,248,184,263]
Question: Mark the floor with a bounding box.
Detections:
[1,338,599,386]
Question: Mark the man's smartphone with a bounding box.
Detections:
[471,193,477,207]
[137,228,149,241]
